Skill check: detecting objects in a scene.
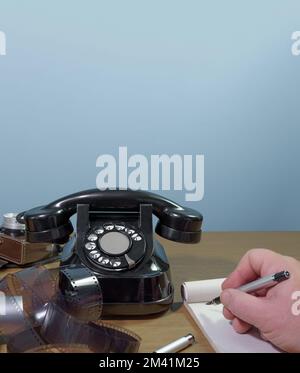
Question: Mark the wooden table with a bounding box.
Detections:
[1,232,299,353]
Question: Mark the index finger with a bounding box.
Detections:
[222,248,286,290]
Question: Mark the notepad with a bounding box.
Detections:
[181,278,281,353]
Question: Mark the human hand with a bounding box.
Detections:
[221,248,300,352]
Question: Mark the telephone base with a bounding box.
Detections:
[61,239,174,316]
[101,293,174,317]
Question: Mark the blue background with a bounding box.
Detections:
[0,0,299,231]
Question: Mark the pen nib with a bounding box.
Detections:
[206,297,221,305]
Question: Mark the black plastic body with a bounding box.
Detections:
[17,190,203,316]
[17,189,203,245]
[63,238,173,316]
[62,204,174,316]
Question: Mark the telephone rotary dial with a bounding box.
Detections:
[17,189,203,316]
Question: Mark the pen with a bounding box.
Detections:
[154,334,195,353]
[206,270,290,305]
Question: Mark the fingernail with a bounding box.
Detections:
[221,290,232,306]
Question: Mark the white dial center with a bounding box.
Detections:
[99,232,130,255]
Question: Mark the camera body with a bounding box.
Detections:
[0,213,58,266]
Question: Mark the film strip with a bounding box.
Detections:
[58,266,102,321]
[0,265,140,353]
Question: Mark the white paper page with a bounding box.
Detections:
[181,278,225,303]
[182,278,281,353]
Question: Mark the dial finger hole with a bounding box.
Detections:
[85,242,96,250]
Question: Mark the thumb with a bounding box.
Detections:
[221,289,268,329]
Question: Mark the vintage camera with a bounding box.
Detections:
[0,213,59,266]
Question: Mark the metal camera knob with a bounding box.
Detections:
[1,213,25,237]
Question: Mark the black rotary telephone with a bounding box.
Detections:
[17,189,203,316]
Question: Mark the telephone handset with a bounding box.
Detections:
[17,189,203,316]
